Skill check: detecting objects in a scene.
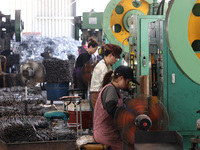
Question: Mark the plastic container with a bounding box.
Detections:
[68,111,93,129]
[46,82,69,100]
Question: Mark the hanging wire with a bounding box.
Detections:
[156,0,165,15]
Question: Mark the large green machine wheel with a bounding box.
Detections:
[103,0,150,53]
[188,0,200,59]
[165,0,200,85]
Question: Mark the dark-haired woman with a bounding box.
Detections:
[90,44,122,109]
[78,39,88,55]
[73,37,98,89]
[93,66,139,150]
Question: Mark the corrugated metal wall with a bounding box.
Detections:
[34,0,75,37]
[7,0,75,38]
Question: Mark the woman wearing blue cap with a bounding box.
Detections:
[93,65,139,150]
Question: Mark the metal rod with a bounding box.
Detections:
[80,98,82,135]
[76,101,78,137]
[25,86,28,115]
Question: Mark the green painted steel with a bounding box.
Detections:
[137,15,164,79]
[165,45,200,150]
[75,24,79,40]
[123,10,144,32]
[144,0,154,3]
[82,12,103,29]
[15,10,21,42]
[103,0,156,53]
[115,5,124,14]
[138,17,200,149]
[103,0,126,52]
[162,20,200,149]
[103,0,158,53]
[157,20,200,150]
[132,1,141,8]
[165,0,200,85]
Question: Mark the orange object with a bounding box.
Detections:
[115,96,168,145]
[68,111,93,129]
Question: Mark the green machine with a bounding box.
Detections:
[103,0,159,69]
[0,10,24,74]
[74,10,103,45]
[103,0,200,149]
[102,0,168,69]
[136,1,200,149]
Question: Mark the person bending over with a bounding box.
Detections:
[93,66,140,150]
[73,37,98,89]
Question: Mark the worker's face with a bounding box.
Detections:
[110,54,120,65]
[91,46,98,54]
[119,77,131,89]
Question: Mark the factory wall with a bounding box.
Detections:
[6,0,75,38]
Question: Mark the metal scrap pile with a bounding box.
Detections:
[0,86,76,143]
[20,35,80,63]
[0,116,45,143]
[0,86,53,117]
[0,74,24,87]
[42,58,72,83]
[0,116,76,143]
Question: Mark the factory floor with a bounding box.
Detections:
[43,90,93,135]
[40,100,93,149]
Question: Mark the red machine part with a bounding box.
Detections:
[115,95,168,145]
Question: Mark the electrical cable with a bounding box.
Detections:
[156,1,162,15]
[161,0,165,15]
[156,0,164,15]
[122,38,129,53]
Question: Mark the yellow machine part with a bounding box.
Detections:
[98,47,103,55]
[79,144,110,150]
[188,0,200,59]
[110,0,149,46]
[150,54,158,100]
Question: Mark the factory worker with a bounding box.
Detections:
[41,46,53,59]
[78,39,88,55]
[90,44,122,110]
[73,37,98,89]
[93,66,140,150]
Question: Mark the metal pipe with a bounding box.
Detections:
[76,101,78,137]
[0,55,7,87]
[80,99,82,136]
[25,85,28,115]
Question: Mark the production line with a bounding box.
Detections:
[0,0,200,150]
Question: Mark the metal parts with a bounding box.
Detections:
[115,95,169,145]
[21,61,46,85]
[0,10,23,56]
[103,0,149,53]
[165,0,200,85]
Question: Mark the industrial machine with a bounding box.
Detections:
[103,0,165,69]
[115,95,169,144]
[21,61,46,115]
[75,10,103,45]
[115,95,182,149]
[21,61,45,85]
[0,10,24,73]
[100,0,200,149]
